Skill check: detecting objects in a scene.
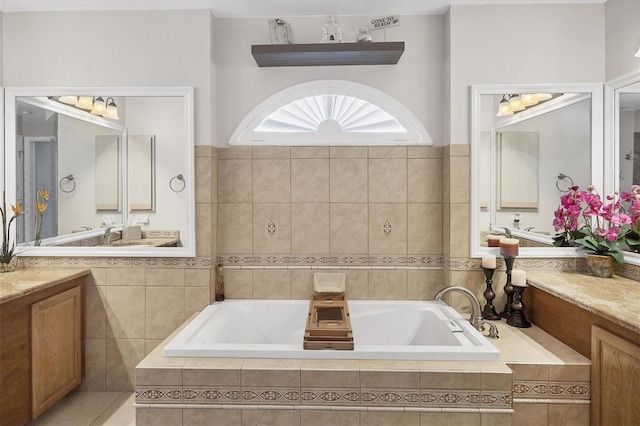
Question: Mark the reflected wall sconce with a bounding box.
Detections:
[635,43,640,58]
[496,93,556,116]
[55,96,119,120]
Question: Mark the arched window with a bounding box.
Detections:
[229,80,433,146]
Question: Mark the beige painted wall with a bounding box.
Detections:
[605,0,640,81]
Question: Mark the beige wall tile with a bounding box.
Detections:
[146,268,185,286]
[105,267,146,286]
[450,144,470,157]
[330,146,367,158]
[136,407,183,426]
[194,155,212,203]
[407,270,443,300]
[421,371,481,389]
[513,403,549,426]
[360,411,419,425]
[195,202,212,257]
[330,203,368,254]
[369,269,407,299]
[480,413,512,426]
[146,340,163,355]
[420,412,480,426]
[369,158,407,202]
[224,269,253,299]
[252,147,291,158]
[253,203,291,254]
[194,145,212,157]
[85,285,107,338]
[241,367,300,387]
[211,156,218,202]
[217,203,252,254]
[408,203,442,255]
[549,364,590,382]
[136,366,182,386]
[330,158,368,202]
[300,410,359,426]
[369,203,407,255]
[252,269,291,299]
[291,203,330,254]
[290,269,321,299]
[241,409,300,426]
[218,147,252,159]
[408,158,443,202]
[218,159,253,202]
[253,159,291,202]
[183,408,241,426]
[369,146,407,158]
[145,287,185,339]
[106,286,145,339]
[88,268,106,286]
[344,269,369,299]
[185,286,210,317]
[291,158,329,202]
[185,268,211,287]
[450,156,470,204]
[291,147,329,158]
[79,338,106,391]
[508,364,550,382]
[301,369,360,388]
[106,338,146,391]
[449,203,470,257]
[548,404,589,425]
[408,146,443,159]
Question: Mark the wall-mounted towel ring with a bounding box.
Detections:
[555,173,574,193]
[59,174,76,193]
[170,174,186,193]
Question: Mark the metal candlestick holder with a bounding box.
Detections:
[500,255,516,319]
[481,267,501,320]
[507,285,532,328]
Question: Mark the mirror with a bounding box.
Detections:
[5,87,195,257]
[471,83,605,259]
[609,70,640,263]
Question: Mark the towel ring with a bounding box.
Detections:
[555,173,574,193]
[59,174,76,193]
[170,174,186,193]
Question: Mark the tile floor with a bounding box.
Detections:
[27,391,135,426]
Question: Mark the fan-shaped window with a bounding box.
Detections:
[229,80,433,146]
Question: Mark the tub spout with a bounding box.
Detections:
[434,286,484,331]
[477,320,499,339]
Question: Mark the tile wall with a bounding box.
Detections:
[216,146,446,301]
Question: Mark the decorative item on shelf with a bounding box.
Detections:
[481,255,501,320]
[321,15,343,43]
[552,184,640,276]
[34,188,50,246]
[507,269,531,328]
[356,26,373,42]
[0,191,26,271]
[487,235,501,247]
[498,238,519,319]
[269,18,293,44]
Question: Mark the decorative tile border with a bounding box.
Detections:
[512,381,590,401]
[136,386,182,404]
[301,388,360,406]
[18,256,214,268]
[217,254,444,268]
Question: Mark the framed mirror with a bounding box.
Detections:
[470,83,605,259]
[608,70,640,264]
[4,87,195,257]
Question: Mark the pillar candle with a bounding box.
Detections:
[499,238,519,256]
[512,269,527,287]
[487,235,501,247]
[481,254,497,269]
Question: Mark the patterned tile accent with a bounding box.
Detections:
[301,388,360,406]
[217,254,444,267]
[512,381,590,401]
[182,387,243,404]
[136,386,182,404]
[512,381,548,399]
[242,387,300,405]
[361,389,420,407]
[383,220,393,237]
[19,256,214,268]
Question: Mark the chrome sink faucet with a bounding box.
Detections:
[103,227,120,245]
[434,286,499,339]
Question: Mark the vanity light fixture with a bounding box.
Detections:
[53,96,119,120]
[496,93,557,116]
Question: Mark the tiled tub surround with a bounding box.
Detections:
[135,318,590,425]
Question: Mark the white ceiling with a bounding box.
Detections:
[0,0,606,18]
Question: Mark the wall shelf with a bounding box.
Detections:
[251,42,405,67]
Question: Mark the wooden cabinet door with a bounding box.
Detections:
[591,325,640,426]
[31,286,82,418]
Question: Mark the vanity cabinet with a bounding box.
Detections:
[31,286,83,418]
[0,271,87,425]
[523,277,640,426]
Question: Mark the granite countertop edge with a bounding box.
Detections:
[526,270,640,335]
[0,268,91,305]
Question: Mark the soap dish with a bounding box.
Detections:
[313,273,345,294]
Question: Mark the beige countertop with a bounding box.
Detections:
[0,268,90,305]
[526,270,640,335]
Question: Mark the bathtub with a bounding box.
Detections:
[162,299,500,361]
